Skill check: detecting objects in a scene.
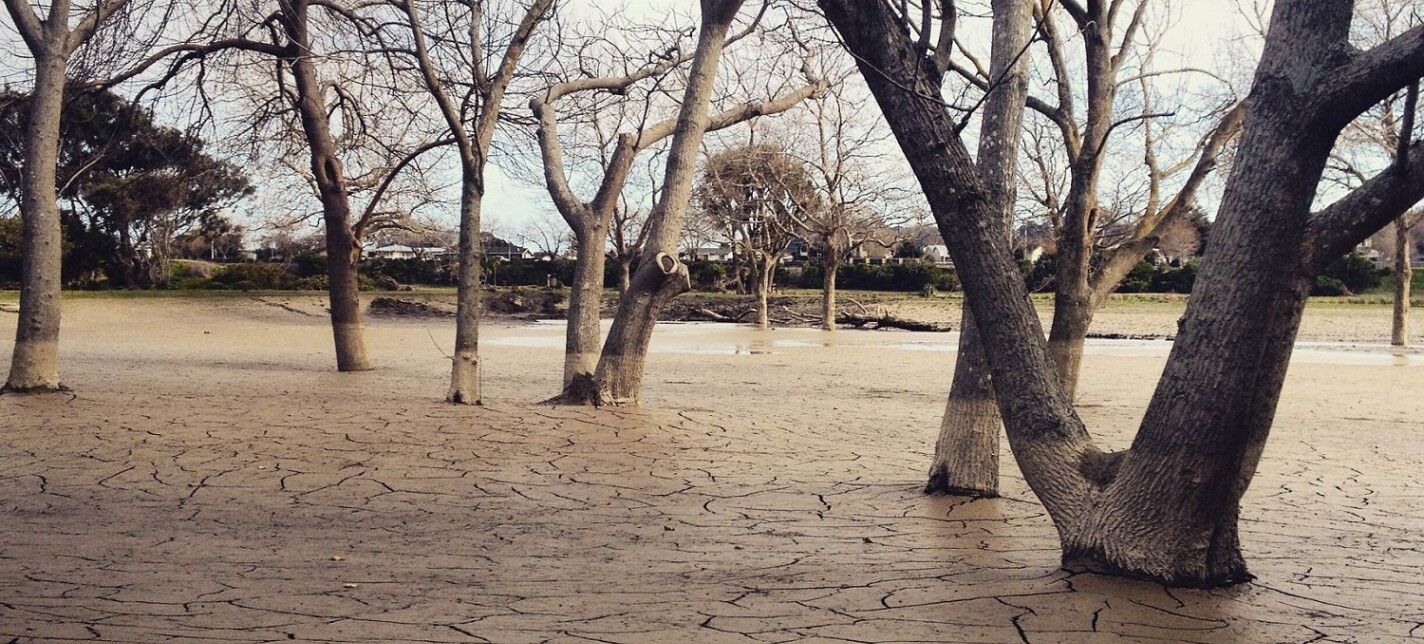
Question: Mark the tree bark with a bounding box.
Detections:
[924,0,1032,496]
[1394,218,1411,346]
[557,225,607,400]
[753,256,772,329]
[592,0,745,406]
[447,177,483,403]
[617,257,632,297]
[820,255,838,331]
[6,50,67,392]
[287,18,370,373]
[927,311,1001,496]
[825,0,1424,586]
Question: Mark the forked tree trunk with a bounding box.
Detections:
[558,225,607,400]
[924,0,1032,496]
[6,50,66,392]
[1394,218,1411,346]
[825,0,1424,586]
[288,25,370,373]
[592,0,745,406]
[448,178,484,403]
[820,255,838,330]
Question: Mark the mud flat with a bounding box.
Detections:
[1,296,1421,642]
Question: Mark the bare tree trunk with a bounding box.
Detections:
[927,311,1001,495]
[448,178,483,403]
[592,0,745,406]
[754,257,771,329]
[289,30,370,373]
[1046,305,1090,397]
[6,50,66,392]
[924,0,1032,496]
[617,257,631,297]
[1394,218,1411,346]
[557,225,607,400]
[820,255,837,331]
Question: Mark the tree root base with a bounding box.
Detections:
[543,374,599,407]
[0,383,71,395]
[445,392,483,406]
[923,467,998,498]
[1062,548,1254,589]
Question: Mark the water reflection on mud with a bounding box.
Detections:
[486,320,1423,366]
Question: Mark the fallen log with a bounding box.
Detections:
[836,313,951,332]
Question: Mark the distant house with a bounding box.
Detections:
[368,244,417,260]
[366,244,451,260]
[786,237,822,262]
[683,245,734,262]
[482,234,533,261]
[921,244,953,265]
[848,239,895,265]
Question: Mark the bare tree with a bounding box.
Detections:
[916,0,1034,497]
[0,0,172,390]
[383,0,555,403]
[926,0,1245,496]
[823,0,1424,586]
[146,0,453,372]
[696,142,814,328]
[580,0,758,405]
[778,86,909,330]
[532,6,825,401]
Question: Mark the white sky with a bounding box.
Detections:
[478,0,1261,240]
[0,0,1285,241]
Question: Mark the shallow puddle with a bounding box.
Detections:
[484,320,1424,366]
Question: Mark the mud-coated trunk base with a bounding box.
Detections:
[1062,519,1253,588]
[447,353,481,405]
[545,372,598,406]
[6,340,62,392]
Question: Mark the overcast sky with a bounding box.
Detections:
[475,0,1263,241]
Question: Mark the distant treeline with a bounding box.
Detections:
[1,246,1402,297]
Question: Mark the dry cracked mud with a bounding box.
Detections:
[1,298,1421,643]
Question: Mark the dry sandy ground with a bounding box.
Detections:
[1,296,1422,643]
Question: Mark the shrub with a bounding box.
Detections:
[1321,251,1382,294]
[1312,275,1351,296]
[1150,263,1197,294]
[292,250,327,278]
[211,262,302,290]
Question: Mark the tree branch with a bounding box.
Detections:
[1302,138,1424,272]
[2,0,46,53]
[355,136,456,237]
[1318,23,1424,129]
[67,0,129,53]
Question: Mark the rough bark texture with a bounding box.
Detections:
[591,0,746,406]
[287,12,370,373]
[560,225,607,398]
[1394,218,1411,346]
[925,0,1032,496]
[927,312,1000,496]
[825,0,1424,586]
[6,50,67,392]
[448,178,483,403]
